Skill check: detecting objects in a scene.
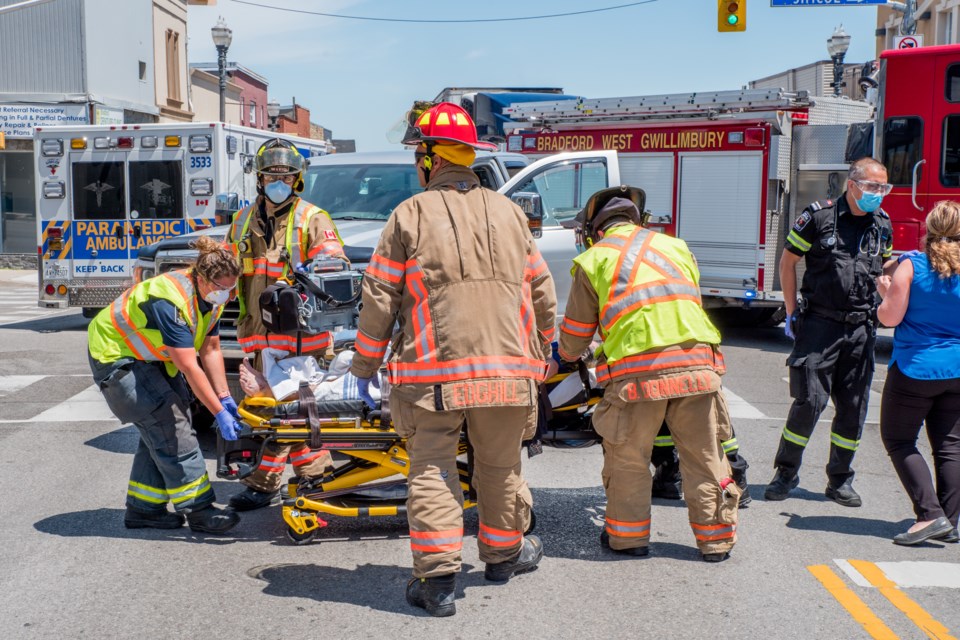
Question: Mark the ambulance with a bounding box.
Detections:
[500,88,873,318]
[34,122,329,315]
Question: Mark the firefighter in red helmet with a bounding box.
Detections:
[350,103,557,616]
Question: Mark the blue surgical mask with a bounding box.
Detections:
[855,191,884,213]
[264,180,293,205]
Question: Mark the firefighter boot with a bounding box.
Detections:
[187,506,240,535]
[229,487,280,512]
[825,478,862,508]
[405,574,457,617]
[123,507,185,530]
[764,468,799,501]
[651,460,682,500]
[600,529,649,557]
[733,466,751,507]
[484,534,544,583]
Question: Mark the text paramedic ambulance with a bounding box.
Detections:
[34,122,327,316]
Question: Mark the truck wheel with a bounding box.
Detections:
[709,307,783,328]
[81,307,101,319]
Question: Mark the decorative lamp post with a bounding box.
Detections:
[267,99,280,132]
[827,25,851,98]
[211,16,233,122]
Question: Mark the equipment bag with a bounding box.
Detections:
[258,281,304,336]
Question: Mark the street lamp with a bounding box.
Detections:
[211,16,232,122]
[827,24,851,98]
[267,99,280,132]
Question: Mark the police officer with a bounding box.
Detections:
[559,185,740,563]
[765,157,893,506]
[350,103,557,617]
[226,138,347,512]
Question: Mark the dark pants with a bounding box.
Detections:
[774,313,876,485]
[89,353,215,514]
[651,422,748,482]
[881,363,960,527]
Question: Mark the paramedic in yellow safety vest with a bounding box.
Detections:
[558,185,740,562]
[350,103,557,617]
[87,236,242,535]
[225,138,347,512]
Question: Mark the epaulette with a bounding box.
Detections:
[805,199,834,214]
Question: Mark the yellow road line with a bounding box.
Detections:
[808,564,898,640]
[849,560,957,640]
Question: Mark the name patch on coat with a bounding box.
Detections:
[444,379,533,409]
[620,370,721,402]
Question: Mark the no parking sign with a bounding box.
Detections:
[894,35,923,49]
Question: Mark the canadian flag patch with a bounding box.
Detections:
[323,230,337,240]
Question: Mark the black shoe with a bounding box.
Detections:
[702,551,730,563]
[734,470,752,507]
[893,517,954,546]
[935,527,959,543]
[124,507,185,530]
[405,574,457,617]
[186,506,240,535]
[764,469,799,501]
[651,472,683,500]
[599,529,649,557]
[484,535,544,582]
[825,479,862,508]
[228,487,280,512]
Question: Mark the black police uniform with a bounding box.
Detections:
[774,194,893,486]
[651,422,750,503]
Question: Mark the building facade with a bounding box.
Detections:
[877,1,957,52]
[749,60,867,101]
[189,68,243,125]
[190,63,269,129]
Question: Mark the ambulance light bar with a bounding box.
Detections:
[71,138,87,149]
[142,136,158,149]
[165,136,181,147]
[94,137,111,149]
[191,178,213,196]
[43,182,66,199]
[189,135,212,153]
[117,137,134,149]
[40,139,63,157]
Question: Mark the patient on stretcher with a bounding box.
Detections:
[239,348,382,405]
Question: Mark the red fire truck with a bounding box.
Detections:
[501,88,871,315]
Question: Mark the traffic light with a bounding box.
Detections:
[718,0,746,32]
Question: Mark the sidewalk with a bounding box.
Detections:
[0,270,38,286]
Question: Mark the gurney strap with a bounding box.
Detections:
[298,381,323,449]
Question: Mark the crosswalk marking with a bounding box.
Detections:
[723,387,766,419]
[836,559,960,589]
[0,375,45,395]
[0,281,78,327]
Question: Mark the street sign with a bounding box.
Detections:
[894,34,924,48]
[771,0,887,6]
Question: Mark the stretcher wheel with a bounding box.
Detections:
[286,526,318,546]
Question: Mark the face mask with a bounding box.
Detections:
[855,191,884,213]
[204,288,231,306]
[264,180,293,205]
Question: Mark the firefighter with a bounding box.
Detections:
[559,185,739,562]
[765,157,893,506]
[349,103,557,617]
[87,236,242,534]
[652,394,751,506]
[225,138,347,512]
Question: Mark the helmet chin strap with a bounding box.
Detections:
[421,142,435,184]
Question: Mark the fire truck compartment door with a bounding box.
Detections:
[677,152,762,291]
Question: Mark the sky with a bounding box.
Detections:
[187,0,886,152]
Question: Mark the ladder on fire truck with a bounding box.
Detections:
[503,88,812,126]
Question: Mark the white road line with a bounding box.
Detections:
[834,559,960,589]
[723,387,767,419]
[28,384,118,423]
[0,375,45,395]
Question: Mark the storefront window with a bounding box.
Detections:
[0,152,37,254]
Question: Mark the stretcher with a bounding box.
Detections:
[216,363,601,545]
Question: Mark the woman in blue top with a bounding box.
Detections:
[876,200,960,546]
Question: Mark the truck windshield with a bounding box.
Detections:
[302,163,423,221]
[129,161,184,219]
[72,161,126,220]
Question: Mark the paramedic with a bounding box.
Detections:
[765,158,893,506]
[88,236,242,534]
[226,138,347,512]
[558,185,739,563]
[350,103,557,617]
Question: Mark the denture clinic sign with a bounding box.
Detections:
[0,103,88,138]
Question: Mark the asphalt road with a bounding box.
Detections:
[0,269,956,640]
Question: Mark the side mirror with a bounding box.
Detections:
[512,191,543,239]
[215,192,240,226]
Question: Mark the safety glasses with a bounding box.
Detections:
[854,180,893,196]
[262,174,296,184]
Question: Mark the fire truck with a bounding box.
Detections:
[500,88,872,314]
[34,122,328,315]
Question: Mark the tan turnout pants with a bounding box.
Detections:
[593,377,740,555]
[393,396,536,578]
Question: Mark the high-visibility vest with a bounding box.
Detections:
[227,197,337,318]
[88,270,223,376]
[573,224,721,381]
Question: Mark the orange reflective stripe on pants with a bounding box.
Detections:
[604,517,651,539]
[478,522,522,548]
[409,528,464,554]
[691,522,737,542]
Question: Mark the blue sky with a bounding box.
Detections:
[187,1,884,151]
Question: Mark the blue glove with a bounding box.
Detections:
[898,250,921,264]
[214,408,242,441]
[295,261,312,273]
[219,394,239,419]
[356,375,380,410]
[784,311,799,340]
